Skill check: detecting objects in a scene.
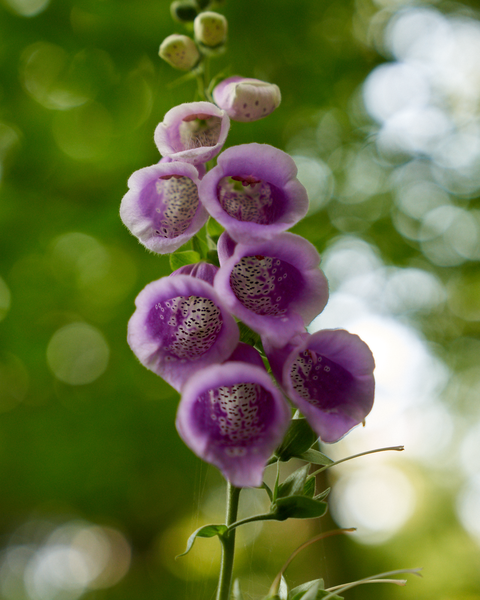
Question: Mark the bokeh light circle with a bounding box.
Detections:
[46,323,109,385]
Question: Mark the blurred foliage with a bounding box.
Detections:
[1,0,480,599]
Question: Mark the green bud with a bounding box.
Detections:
[193,11,227,47]
[159,34,200,71]
[170,1,198,22]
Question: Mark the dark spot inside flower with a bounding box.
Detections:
[243,103,247,108]
[231,175,262,187]
[255,255,265,260]
[255,101,259,106]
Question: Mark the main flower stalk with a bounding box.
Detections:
[216,483,241,600]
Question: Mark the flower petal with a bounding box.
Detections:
[198,144,308,242]
[176,362,291,487]
[154,102,230,165]
[128,275,239,391]
[264,330,375,443]
[170,262,219,285]
[214,233,329,346]
[120,161,208,254]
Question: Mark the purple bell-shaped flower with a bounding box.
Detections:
[120,160,208,254]
[154,101,230,165]
[176,345,291,487]
[198,143,308,242]
[264,329,375,443]
[214,233,329,347]
[127,275,239,391]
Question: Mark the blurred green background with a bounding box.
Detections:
[1,0,480,598]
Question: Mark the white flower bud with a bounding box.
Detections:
[193,11,227,47]
[159,34,200,71]
[213,77,281,122]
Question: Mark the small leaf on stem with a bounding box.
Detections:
[176,523,227,558]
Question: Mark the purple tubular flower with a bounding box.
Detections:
[217,230,237,264]
[198,144,309,242]
[176,361,291,487]
[120,161,208,254]
[214,233,329,346]
[127,275,239,391]
[213,76,282,122]
[264,330,375,443]
[170,261,219,285]
[154,102,230,165]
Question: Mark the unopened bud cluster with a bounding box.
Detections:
[159,1,227,72]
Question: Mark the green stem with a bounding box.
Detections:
[306,445,404,482]
[226,511,278,533]
[216,483,241,600]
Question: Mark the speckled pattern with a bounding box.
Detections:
[178,116,222,150]
[291,349,355,411]
[154,176,199,238]
[217,178,281,223]
[229,255,302,316]
[147,296,223,361]
[194,382,275,449]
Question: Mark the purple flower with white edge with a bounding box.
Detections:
[264,330,375,443]
[176,360,291,487]
[214,233,329,347]
[170,261,219,285]
[198,144,308,242]
[128,275,239,391]
[154,102,230,165]
[120,160,208,254]
[213,76,281,122]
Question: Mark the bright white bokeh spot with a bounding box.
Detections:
[330,465,416,544]
[46,323,109,385]
[457,476,480,546]
[0,521,130,600]
[2,0,50,16]
[363,62,430,124]
[292,155,334,214]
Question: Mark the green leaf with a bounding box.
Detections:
[272,496,328,521]
[169,250,201,271]
[275,418,318,462]
[192,235,209,258]
[314,487,331,502]
[207,249,220,266]
[303,476,316,498]
[238,321,261,347]
[277,464,310,499]
[262,481,273,502]
[289,579,325,600]
[298,449,334,466]
[176,523,227,558]
[206,217,225,242]
[289,580,342,600]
